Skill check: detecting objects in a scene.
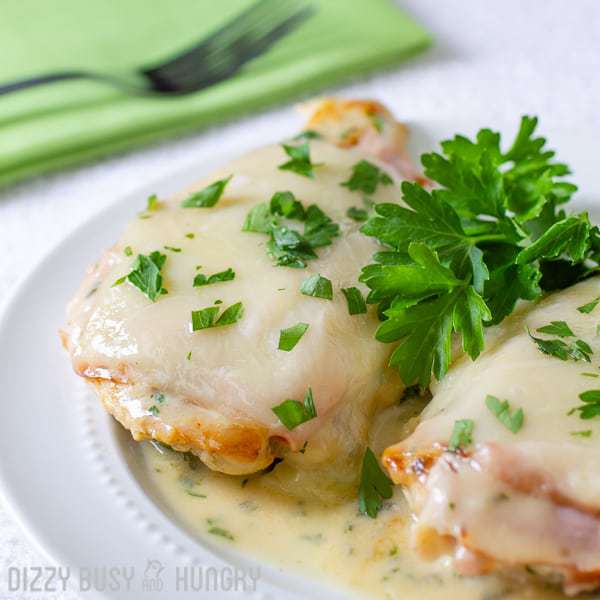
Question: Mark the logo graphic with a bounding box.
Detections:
[142,559,164,592]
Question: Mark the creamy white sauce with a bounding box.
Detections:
[139,408,565,600]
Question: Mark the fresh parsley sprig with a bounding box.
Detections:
[361,116,597,386]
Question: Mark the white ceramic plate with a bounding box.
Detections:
[1,127,599,600]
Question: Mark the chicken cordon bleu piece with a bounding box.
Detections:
[62,99,413,492]
[383,277,600,595]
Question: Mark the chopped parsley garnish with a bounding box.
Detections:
[270,190,306,220]
[571,429,592,438]
[267,226,317,268]
[369,114,385,133]
[300,274,333,300]
[347,206,369,221]
[164,245,181,253]
[278,142,320,179]
[341,287,367,315]
[113,251,167,302]
[191,302,243,331]
[359,116,594,386]
[151,392,165,404]
[243,193,339,268]
[294,130,321,141]
[528,328,592,362]
[181,175,232,208]
[536,320,574,337]
[206,520,235,541]
[448,419,474,451]
[582,372,599,377]
[148,405,160,416]
[242,203,275,233]
[569,390,600,419]
[358,447,393,519]
[302,205,339,248]
[124,246,133,256]
[186,490,207,498]
[485,395,524,433]
[278,322,309,351]
[186,351,192,360]
[341,160,393,195]
[185,232,195,239]
[272,387,317,430]
[146,194,161,211]
[578,297,600,314]
[193,267,235,287]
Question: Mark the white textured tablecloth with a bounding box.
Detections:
[1,1,599,598]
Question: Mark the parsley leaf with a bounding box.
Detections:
[536,320,574,337]
[448,419,474,451]
[278,143,320,178]
[358,448,393,519]
[115,251,167,302]
[571,429,592,437]
[364,243,491,386]
[267,226,316,268]
[278,322,309,351]
[578,296,600,314]
[570,390,600,419]
[369,114,385,133]
[485,395,524,433]
[341,287,367,315]
[516,214,590,265]
[207,525,235,541]
[347,207,369,221]
[146,194,161,211]
[528,328,592,362]
[272,387,317,430]
[294,130,321,141]
[303,204,340,248]
[341,160,393,195]
[300,274,333,300]
[242,203,275,233]
[270,191,306,220]
[124,246,133,256]
[242,195,338,268]
[193,268,235,287]
[191,302,243,331]
[181,175,232,208]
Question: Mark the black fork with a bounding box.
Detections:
[0,0,314,97]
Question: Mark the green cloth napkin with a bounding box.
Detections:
[0,0,430,188]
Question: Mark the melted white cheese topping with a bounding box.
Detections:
[66,142,400,445]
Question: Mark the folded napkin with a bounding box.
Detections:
[0,0,430,188]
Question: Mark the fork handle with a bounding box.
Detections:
[0,70,148,96]
[0,71,92,95]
